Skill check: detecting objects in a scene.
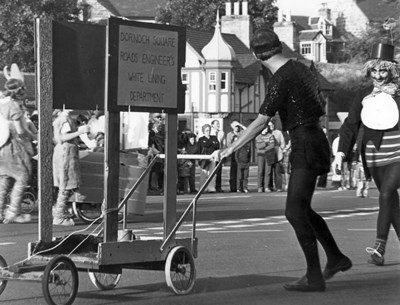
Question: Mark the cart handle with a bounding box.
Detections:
[160,157,225,252]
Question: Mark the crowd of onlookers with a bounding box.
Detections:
[146,113,371,198]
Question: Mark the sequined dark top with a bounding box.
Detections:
[259,60,325,131]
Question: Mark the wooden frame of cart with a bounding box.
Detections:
[0,17,206,305]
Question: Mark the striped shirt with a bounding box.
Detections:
[365,130,400,167]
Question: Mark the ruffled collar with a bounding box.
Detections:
[372,82,399,96]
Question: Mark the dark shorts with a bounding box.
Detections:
[289,124,331,175]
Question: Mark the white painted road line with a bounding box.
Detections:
[209,230,283,233]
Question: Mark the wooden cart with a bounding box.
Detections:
[0,16,212,305]
[0,154,221,304]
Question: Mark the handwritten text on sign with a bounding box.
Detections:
[117,25,179,108]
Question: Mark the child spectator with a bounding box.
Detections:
[185,133,199,193]
[355,155,369,198]
[177,148,193,194]
[235,129,251,193]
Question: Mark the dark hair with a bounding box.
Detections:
[76,114,89,125]
[4,78,26,99]
[250,29,283,61]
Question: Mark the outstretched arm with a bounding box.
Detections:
[212,114,271,161]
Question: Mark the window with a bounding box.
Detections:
[301,43,312,55]
[325,24,331,36]
[181,72,188,91]
[209,72,216,91]
[220,72,228,91]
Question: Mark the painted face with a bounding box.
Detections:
[370,67,392,86]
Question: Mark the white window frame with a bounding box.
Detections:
[220,72,228,91]
[181,72,189,91]
[209,72,216,91]
[301,43,312,55]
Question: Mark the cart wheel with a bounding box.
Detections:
[21,190,36,214]
[72,202,123,223]
[88,271,121,290]
[0,255,8,295]
[72,202,102,223]
[42,256,79,305]
[165,246,196,295]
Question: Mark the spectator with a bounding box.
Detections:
[282,131,292,191]
[210,119,225,192]
[185,133,199,193]
[148,121,165,193]
[268,120,285,192]
[198,124,219,193]
[355,154,369,198]
[255,126,272,192]
[235,128,251,193]
[316,128,328,189]
[227,121,246,192]
[177,147,192,194]
[331,134,346,190]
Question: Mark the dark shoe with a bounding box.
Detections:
[367,253,384,266]
[322,256,352,280]
[283,276,325,292]
[216,188,224,193]
[190,189,198,194]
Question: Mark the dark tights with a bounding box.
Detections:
[285,169,344,281]
[369,163,400,241]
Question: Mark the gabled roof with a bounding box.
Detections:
[309,17,320,25]
[291,15,311,31]
[97,0,168,18]
[281,42,304,60]
[357,0,400,22]
[299,30,325,41]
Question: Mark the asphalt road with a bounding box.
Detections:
[0,166,399,305]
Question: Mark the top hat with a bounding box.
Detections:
[371,43,395,62]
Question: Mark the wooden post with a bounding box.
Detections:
[35,18,53,242]
[163,113,177,238]
[104,25,119,242]
[103,111,120,242]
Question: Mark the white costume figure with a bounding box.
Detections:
[0,64,35,223]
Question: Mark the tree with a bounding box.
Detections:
[155,0,225,31]
[156,0,278,32]
[344,17,400,63]
[249,0,278,30]
[0,0,82,72]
